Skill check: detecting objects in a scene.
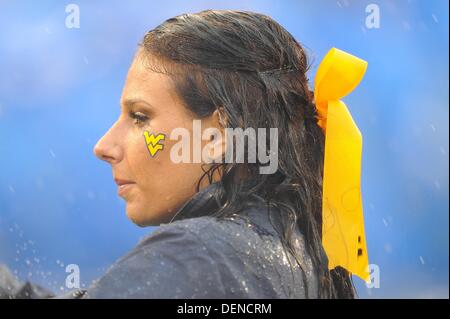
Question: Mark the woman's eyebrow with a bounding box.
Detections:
[121,98,154,110]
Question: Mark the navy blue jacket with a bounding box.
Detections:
[83,182,322,298]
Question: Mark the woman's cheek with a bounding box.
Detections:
[138,129,169,173]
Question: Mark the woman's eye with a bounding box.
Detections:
[129,111,149,125]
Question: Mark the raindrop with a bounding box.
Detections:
[430,124,436,132]
[431,14,439,23]
[434,180,441,190]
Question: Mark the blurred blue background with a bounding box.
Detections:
[0,0,448,298]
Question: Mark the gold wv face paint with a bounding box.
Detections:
[144,131,165,157]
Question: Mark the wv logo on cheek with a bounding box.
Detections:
[144,131,165,157]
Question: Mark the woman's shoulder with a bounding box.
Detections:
[85,217,254,297]
[141,211,283,263]
[84,210,317,298]
[130,213,282,277]
[154,212,277,244]
[83,216,260,298]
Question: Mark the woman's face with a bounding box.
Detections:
[93,53,222,226]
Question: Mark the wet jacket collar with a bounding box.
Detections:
[169,182,223,223]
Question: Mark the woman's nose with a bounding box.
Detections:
[93,130,123,164]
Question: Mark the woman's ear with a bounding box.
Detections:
[202,108,227,163]
[214,107,227,128]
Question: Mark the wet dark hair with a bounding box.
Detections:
[140,9,355,298]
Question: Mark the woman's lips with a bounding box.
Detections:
[114,179,136,197]
[117,183,135,197]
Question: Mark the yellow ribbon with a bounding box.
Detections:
[314,48,370,281]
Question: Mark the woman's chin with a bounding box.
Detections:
[125,204,165,227]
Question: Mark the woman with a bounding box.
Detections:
[1,9,357,299]
[90,9,356,299]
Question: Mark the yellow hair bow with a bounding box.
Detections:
[314,48,370,281]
